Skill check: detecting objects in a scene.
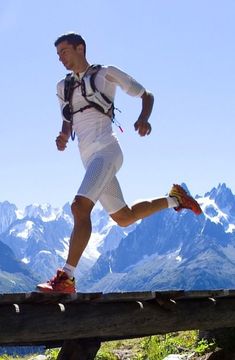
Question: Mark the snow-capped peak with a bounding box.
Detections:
[10,220,35,240]
[199,194,234,233]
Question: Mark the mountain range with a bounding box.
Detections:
[0,183,235,293]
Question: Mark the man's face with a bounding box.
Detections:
[56,41,80,70]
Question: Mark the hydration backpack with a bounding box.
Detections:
[62,65,122,139]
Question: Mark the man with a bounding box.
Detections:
[37,32,202,293]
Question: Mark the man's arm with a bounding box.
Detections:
[55,81,72,151]
[134,91,154,136]
[55,120,71,151]
[105,66,154,136]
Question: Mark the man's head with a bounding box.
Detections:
[55,32,87,71]
[54,32,86,55]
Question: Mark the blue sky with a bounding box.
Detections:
[0,0,234,209]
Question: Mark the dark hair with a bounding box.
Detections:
[54,32,86,55]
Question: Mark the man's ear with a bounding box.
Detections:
[76,44,84,54]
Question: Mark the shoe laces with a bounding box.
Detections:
[48,270,67,286]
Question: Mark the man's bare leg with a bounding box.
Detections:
[36,195,94,292]
[66,195,94,267]
[110,197,169,227]
[111,184,202,227]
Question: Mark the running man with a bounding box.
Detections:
[37,32,202,293]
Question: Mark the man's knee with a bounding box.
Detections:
[110,206,135,227]
[71,195,94,220]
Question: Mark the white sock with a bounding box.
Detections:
[63,263,76,279]
[167,196,179,208]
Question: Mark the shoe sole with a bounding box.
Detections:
[36,284,76,294]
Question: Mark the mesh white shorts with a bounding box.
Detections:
[77,142,126,214]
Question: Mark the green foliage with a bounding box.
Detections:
[95,332,198,360]
[0,331,217,360]
[140,336,174,359]
[96,338,141,360]
[45,348,60,359]
[194,338,216,356]
[95,350,118,360]
[138,331,198,360]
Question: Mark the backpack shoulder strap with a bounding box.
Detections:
[64,73,75,102]
[81,65,102,97]
[63,73,76,141]
[86,64,102,75]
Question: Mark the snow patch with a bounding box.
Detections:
[38,250,52,255]
[10,220,34,239]
[56,237,70,259]
[17,221,34,238]
[226,224,235,233]
[83,232,105,261]
[200,194,235,233]
[200,196,229,225]
[176,255,182,262]
[21,257,30,264]
[15,209,24,219]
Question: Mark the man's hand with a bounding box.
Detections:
[134,118,152,136]
[56,132,69,151]
[134,91,153,136]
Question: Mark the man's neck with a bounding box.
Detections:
[74,61,90,75]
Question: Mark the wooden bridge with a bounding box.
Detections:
[1,289,235,359]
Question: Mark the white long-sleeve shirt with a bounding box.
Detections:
[56,65,145,161]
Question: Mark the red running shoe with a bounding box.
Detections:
[37,269,76,293]
[169,184,202,215]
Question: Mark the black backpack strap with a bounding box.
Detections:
[63,73,76,140]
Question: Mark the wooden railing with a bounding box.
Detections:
[1,290,235,359]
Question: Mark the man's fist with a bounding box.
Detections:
[56,132,69,151]
[134,119,152,136]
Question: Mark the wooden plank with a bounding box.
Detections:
[171,289,235,299]
[155,289,235,300]
[0,297,235,344]
[0,292,103,305]
[0,291,155,305]
[94,291,157,303]
[1,289,235,306]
